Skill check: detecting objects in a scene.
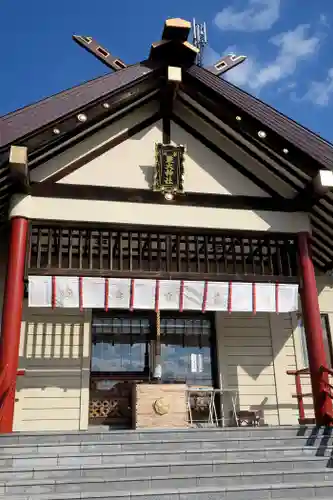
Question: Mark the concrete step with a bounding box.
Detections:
[0,425,331,445]
[2,468,333,497]
[1,434,332,456]
[3,481,333,500]
[0,455,331,481]
[1,445,333,468]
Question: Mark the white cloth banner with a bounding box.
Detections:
[158,280,181,310]
[133,279,156,309]
[107,278,131,309]
[28,276,52,307]
[278,284,299,313]
[205,282,229,311]
[231,282,253,312]
[82,277,105,309]
[183,281,205,310]
[28,276,299,313]
[255,283,276,312]
[54,276,80,308]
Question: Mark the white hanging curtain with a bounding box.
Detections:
[28,276,299,313]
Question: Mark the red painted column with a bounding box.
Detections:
[0,217,28,433]
[298,232,332,425]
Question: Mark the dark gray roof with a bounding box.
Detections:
[0,62,155,149]
[187,65,333,171]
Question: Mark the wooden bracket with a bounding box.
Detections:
[9,145,30,191]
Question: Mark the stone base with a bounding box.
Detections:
[134,383,188,429]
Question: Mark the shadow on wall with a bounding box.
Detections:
[15,309,90,432]
[217,312,309,426]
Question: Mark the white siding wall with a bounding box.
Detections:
[13,306,91,432]
[216,312,299,426]
[291,278,333,419]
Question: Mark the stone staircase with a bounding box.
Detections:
[0,426,333,499]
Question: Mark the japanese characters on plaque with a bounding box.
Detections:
[153,143,185,196]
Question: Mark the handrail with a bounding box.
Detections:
[320,365,333,377]
[287,368,312,423]
[320,365,333,400]
[287,365,333,424]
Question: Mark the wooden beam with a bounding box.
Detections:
[161,69,180,143]
[183,73,320,178]
[177,94,302,195]
[162,18,191,42]
[171,114,288,201]
[9,145,29,191]
[149,39,198,67]
[30,181,295,212]
[293,170,333,209]
[72,35,127,71]
[40,112,161,183]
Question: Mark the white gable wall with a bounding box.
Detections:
[31,102,269,197]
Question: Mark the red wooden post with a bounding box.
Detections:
[0,217,28,433]
[298,232,332,425]
[295,373,305,422]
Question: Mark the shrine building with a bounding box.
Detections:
[0,18,333,433]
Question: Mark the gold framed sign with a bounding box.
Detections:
[153,143,185,198]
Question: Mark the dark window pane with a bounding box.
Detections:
[91,315,149,373]
[160,315,213,386]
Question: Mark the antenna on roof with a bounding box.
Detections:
[192,19,208,67]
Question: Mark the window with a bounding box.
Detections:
[91,315,150,374]
[160,316,214,386]
[299,314,333,368]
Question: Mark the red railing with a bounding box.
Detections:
[287,366,333,424]
[287,368,313,424]
[320,365,333,402]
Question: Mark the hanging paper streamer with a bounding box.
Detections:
[82,277,105,309]
[28,276,52,307]
[231,282,253,312]
[107,278,131,309]
[54,276,80,308]
[205,282,229,311]
[278,284,299,312]
[158,280,181,310]
[255,283,277,312]
[182,281,205,311]
[133,279,156,310]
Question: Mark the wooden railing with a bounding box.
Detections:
[287,366,333,425]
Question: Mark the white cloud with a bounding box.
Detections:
[319,13,329,28]
[212,24,321,92]
[214,0,280,32]
[303,68,333,106]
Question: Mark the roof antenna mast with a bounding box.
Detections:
[192,19,208,67]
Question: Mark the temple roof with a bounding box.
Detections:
[1,18,333,272]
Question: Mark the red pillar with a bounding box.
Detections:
[0,217,28,433]
[298,232,332,425]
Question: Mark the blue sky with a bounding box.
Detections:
[1,0,333,141]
